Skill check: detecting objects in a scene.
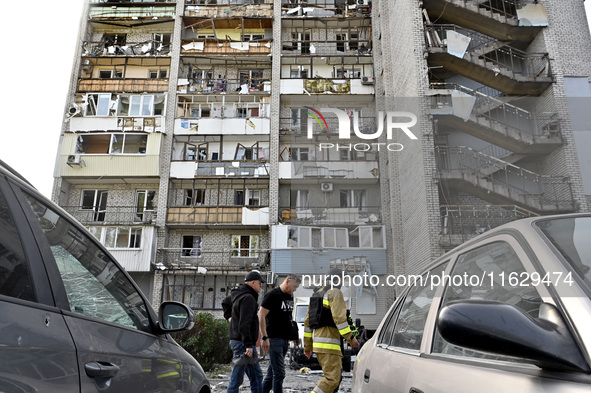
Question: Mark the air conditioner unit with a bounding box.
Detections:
[361,76,374,85]
[321,182,333,192]
[67,154,82,167]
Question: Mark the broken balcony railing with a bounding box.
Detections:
[429,83,562,141]
[158,248,269,271]
[439,204,538,245]
[435,146,575,211]
[83,41,171,57]
[425,24,552,82]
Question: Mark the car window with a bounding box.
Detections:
[0,189,35,302]
[23,193,151,332]
[378,263,448,351]
[433,241,542,359]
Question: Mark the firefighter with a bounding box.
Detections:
[303,268,359,393]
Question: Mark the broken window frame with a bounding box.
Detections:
[234,142,260,161]
[98,69,123,79]
[247,190,261,207]
[86,93,113,116]
[322,227,348,248]
[340,189,367,210]
[231,235,259,258]
[135,190,156,221]
[80,189,108,222]
[181,235,202,257]
[184,189,206,206]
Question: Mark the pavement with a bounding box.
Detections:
[207,358,353,392]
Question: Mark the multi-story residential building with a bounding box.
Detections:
[53,0,591,328]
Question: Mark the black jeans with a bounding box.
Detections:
[262,338,289,393]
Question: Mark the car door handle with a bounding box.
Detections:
[410,388,424,393]
[85,361,120,378]
[364,369,370,383]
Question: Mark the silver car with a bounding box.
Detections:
[353,214,591,392]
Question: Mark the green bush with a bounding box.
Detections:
[172,313,233,371]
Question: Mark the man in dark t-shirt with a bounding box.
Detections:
[258,274,301,393]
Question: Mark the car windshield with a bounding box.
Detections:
[535,217,591,294]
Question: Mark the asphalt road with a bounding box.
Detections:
[208,359,354,392]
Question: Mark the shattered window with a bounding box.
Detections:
[23,194,150,332]
[118,94,165,117]
[102,227,142,249]
[110,134,147,154]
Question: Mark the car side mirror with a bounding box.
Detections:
[158,301,195,333]
[437,300,590,373]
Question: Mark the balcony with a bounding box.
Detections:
[439,204,538,247]
[175,117,271,135]
[428,83,562,154]
[279,206,381,226]
[60,154,161,178]
[82,40,171,57]
[166,206,269,227]
[70,116,164,133]
[278,160,378,180]
[170,161,270,178]
[423,0,546,43]
[185,0,273,18]
[436,146,576,213]
[181,39,272,56]
[178,77,271,95]
[89,3,176,22]
[61,206,157,226]
[281,0,372,18]
[425,24,552,95]
[158,248,270,271]
[78,78,169,93]
[280,78,374,95]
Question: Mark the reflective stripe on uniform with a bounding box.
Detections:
[304,326,313,333]
[313,386,326,393]
[322,298,330,306]
[339,326,351,335]
[313,342,341,351]
[336,321,349,330]
[313,336,341,345]
[304,332,313,338]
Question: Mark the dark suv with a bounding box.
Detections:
[0,160,210,393]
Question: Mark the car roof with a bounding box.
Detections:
[428,212,591,271]
[0,159,36,189]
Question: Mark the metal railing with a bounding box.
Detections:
[89,6,176,19]
[439,204,538,245]
[436,146,575,211]
[82,41,171,57]
[158,248,270,271]
[429,83,562,141]
[281,0,372,17]
[279,206,382,225]
[281,40,373,57]
[425,24,551,81]
[61,206,157,225]
[435,0,538,22]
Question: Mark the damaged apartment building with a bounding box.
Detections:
[52,0,591,329]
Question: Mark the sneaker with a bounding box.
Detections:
[232,354,260,367]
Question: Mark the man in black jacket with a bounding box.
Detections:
[225,271,265,393]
